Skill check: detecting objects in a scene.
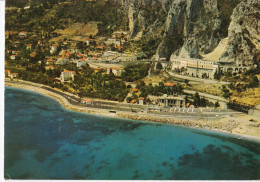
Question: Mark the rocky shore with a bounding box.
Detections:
[5,79,260,142]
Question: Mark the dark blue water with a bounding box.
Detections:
[4,87,260,180]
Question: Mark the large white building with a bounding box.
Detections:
[171,57,219,79]
[148,94,186,108]
[60,70,75,82]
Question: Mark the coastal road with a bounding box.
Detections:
[5,79,242,119]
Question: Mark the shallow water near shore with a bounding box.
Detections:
[4,87,260,180]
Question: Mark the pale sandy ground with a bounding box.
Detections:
[5,79,260,142]
[202,37,228,62]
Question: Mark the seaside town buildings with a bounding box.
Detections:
[60,70,75,82]
[4,24,255,113]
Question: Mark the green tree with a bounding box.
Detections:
[156,62,163,70]
[214,101,220,108]
[249,76,259,88]
[193,92,200,107]
[126,97,132,103]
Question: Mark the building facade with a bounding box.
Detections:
[107,67,123,76]
[148,94,186,108]
[60,70,75,82]
[171,58,219,79]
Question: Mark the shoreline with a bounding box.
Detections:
[5,79,260,142]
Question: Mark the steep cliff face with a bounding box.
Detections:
[219,0,260,66]
[121,0,252,63]
[156,0,223,60]
[127,0,173,40]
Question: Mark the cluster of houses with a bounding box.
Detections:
[5,29,145,83]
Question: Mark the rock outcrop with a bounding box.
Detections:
[118,0,260,66]
[115,0,258,65]
[127,0,173,40]
[219,0,260,66]
[156,0,223,60]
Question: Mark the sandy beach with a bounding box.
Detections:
[5,79,260,142]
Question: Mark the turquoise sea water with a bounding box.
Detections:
[4,87,260,180]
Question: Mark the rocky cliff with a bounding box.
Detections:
[11,0,258,65]
[125,0,173,40]
[219,0,260,66]
[156,0,230,60]
[117,0,258,66]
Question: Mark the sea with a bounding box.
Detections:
[4,87,260,180]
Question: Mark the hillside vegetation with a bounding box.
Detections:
[5,0,128,36]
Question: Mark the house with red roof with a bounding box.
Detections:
[46,59,55,65]
[10,73,18,79]
[12,51,21,55]
[81,100,94,105]
[60,69,75,82]
[50,45,58,54]
[107,67,123,76]
[18,31,28,37]
[45,65,55,70]
[139,97,145,105]
[27,44,33,50]
[86,38,95,46]
[10,55,18,60]
[5,69,11,77]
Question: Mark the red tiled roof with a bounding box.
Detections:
[94,68,103,70]
[30,52,37,57]
[19,31,28,34]
[132,88,139,92]
[82,100,93,102]
[64,70,75,73]
[96,45,105,48]
[164,83,176,86]
[130,99,136,104]
[110,67,123,70]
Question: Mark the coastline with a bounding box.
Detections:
[5,79,260,142]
